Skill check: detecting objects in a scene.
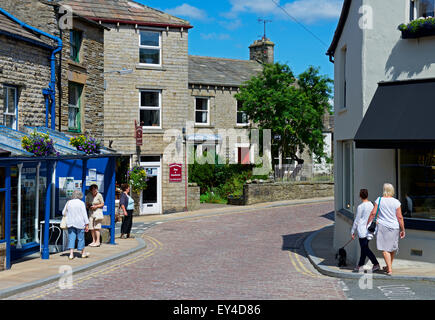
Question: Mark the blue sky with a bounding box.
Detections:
[136,0,343,80]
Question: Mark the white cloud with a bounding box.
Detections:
[165,3,209,22]
[281,0,343,23]
[219,19,243,30]
[200,33,231,41]
[223,0,343,24]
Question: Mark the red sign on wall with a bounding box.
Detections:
[135,120,143,146]
[169,163,183,183]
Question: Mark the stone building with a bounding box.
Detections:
[62,0,193,215]
[0,9,53,131]
[0,9,55,270]
[0,0,107,142]
[188,54,263,165]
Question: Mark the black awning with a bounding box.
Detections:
[355,78,435,149]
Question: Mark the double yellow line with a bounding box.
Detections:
[18,235,163,300]
[288,249,322,279]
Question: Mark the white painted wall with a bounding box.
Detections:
[333,0,435,263]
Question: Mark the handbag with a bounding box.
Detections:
[368,197,382,233]
[91,194,104,221]
[61,201,69,230]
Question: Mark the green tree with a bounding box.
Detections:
[235,63,332,164]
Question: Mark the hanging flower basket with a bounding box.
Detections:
[21,131,59,157]
[399,17,435,39]
[70,135,101,155]
[127,166,148,193]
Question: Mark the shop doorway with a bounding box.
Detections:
[140,156,162,215]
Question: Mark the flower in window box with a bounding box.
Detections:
[70,135,101,155]
[398,16,435,37]
[21,131,59,157]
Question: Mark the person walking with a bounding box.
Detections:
[351,189,380,273]
[86,184,105,247]
[367,183,406,276]
[63,190,90,260]
[120,184,135,239]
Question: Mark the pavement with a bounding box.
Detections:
[304,225,435,283]
[1,196,434,299]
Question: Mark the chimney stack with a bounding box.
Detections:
[249,37,275,64]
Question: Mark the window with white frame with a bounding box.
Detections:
[342,141,354,212]
[195,97,209,125]
[411,0,435,19]
[3,85,18,130]
[236,100,248,125]
[139,30,161,65]
[140,90,161,128]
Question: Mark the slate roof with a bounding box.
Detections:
[0,11,53,49]
[60,0,192,28]
[189,56,263,87]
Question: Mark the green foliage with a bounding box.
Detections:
[200,191,228,204]
[235,63,333,164]
[127,166,148,193]
[399,17,435,32]
[189,161,269,203]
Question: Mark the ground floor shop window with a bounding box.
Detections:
[0,167,5,240]
[400,149,435,221]
[10,164,47,248]
[342,141,353,212]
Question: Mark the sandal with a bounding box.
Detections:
[68,255,75,260]
[82,252,90,259]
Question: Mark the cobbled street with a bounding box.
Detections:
[8,201,347,300]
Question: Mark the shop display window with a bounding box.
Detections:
[0,191,4,240]
[400,149,435,221]
[0,167,5,240]
[10,164,46,247]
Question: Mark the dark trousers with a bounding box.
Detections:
[121,210,134,235]
[358,238,379,267]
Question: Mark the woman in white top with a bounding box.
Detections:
[367,183,406,276]
[63,190,90,260]
[351,189,380,272]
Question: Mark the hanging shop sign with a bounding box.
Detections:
[135,120,143,146]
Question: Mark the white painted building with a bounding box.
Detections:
[328,0,435,264]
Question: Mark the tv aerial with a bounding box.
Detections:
[258,18,272,40]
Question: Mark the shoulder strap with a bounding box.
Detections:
[374,197,382,222]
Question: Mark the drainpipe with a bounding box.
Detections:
[0,8,63,130]
[16,163,23,249]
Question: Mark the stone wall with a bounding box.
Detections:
[243,181,334,205]
[188,183,200,212]
[0,243,5,271]
[103,24,190,214]
[0,35,51,129]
